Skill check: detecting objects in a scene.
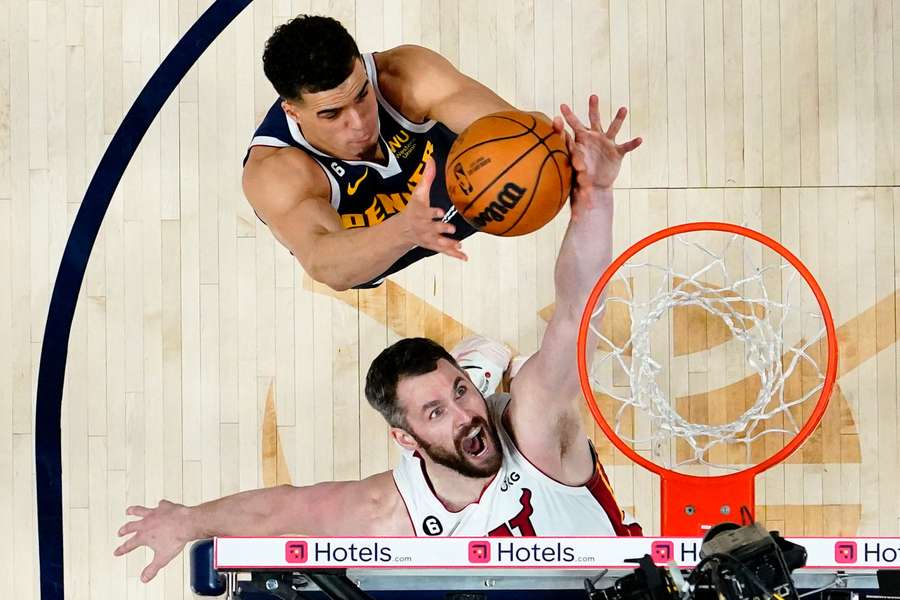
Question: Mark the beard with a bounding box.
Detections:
[410,414,503,479]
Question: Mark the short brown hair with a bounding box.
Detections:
[365,338,459,429]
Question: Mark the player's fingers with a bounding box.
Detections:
[552,116,565,135]
[430,236,466,259]
[118,521,141,537]
[559,103,587,132]
[141,557,167,583]
[429,207,445,220]
[113,534,142,557]
[554,116,570,147]
[570,148,586,172]
[441,242,468,261]
[617,136,643,154]
[564,131,575,155]
[588,95,604,131]
[126,505,151,517]
[410,159,436,203]
[606,107,627,140]
[420,158,436,189]
[434,221,456,235]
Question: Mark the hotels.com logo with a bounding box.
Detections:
[468,541,491,563]
[834,541,857,564]
[651,541,674,563]
[285,541,308,563]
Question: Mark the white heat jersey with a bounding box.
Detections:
[392,393,643,537]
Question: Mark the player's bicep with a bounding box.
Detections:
[429,77,516,133]
[266,194,342,268]
[397,46,515,132]
[282,473,409,536]
[243,153,340,270]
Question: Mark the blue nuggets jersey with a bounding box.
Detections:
[244,52,477,289]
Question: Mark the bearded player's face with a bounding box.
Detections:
[396,359,502,479]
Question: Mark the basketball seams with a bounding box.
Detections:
[448,128,534,165]
[496,150,562,235]
[446,113,538,164]
[534,128,571,215]
[455,137,548,215]
[447,110,571,235]
[488,113,538,132]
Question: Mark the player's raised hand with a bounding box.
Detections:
[555,95,642,217]
[402,158,468,261]
[114,500,194,583]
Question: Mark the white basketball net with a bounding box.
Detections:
[588,229,828,472]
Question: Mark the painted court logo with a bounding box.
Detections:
[834,541,857,564]
[285,541,308,563]
[468,541,491,563]
[651,541,674,563]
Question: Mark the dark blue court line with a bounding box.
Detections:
[35,1,251,597]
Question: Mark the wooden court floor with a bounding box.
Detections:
[2,0,900,598]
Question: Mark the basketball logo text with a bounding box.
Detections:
[453,163,474,195]
[470,182,527,230]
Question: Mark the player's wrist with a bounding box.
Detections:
[584,185,614,206]
[183,504,210,540]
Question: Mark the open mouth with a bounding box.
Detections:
[461,425,488,458]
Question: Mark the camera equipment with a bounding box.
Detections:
[694,522,808,600]
[588,521,808,600]
[585,554,680,600]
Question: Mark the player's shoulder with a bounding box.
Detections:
[375,45,460,88]
[376,44,445,69]
[242,145,330,216]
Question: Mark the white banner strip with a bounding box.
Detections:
[213,537,900,570]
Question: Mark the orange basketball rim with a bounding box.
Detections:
[576,222,839,536]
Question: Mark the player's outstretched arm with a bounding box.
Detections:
[381,45,518,132]
[244,150,465,291]
[114,471,408,583]
[507,97,641,484]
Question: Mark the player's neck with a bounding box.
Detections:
[357,141,386,163]
[295,122,387,164]
[422,460,495,512]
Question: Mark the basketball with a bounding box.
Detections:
[445,111,572,237]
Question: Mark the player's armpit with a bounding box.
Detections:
[504,311,596,486]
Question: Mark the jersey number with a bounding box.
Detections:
[330,162,346,177]
[488,488,536,537]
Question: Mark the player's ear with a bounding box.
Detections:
[281,99,301,123]
[391,428,419,451]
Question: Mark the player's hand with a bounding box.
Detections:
[401,158,468,261]
[114,500,195,583]
[554,95,642,216]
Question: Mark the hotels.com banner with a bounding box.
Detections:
[214,537,900,570]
